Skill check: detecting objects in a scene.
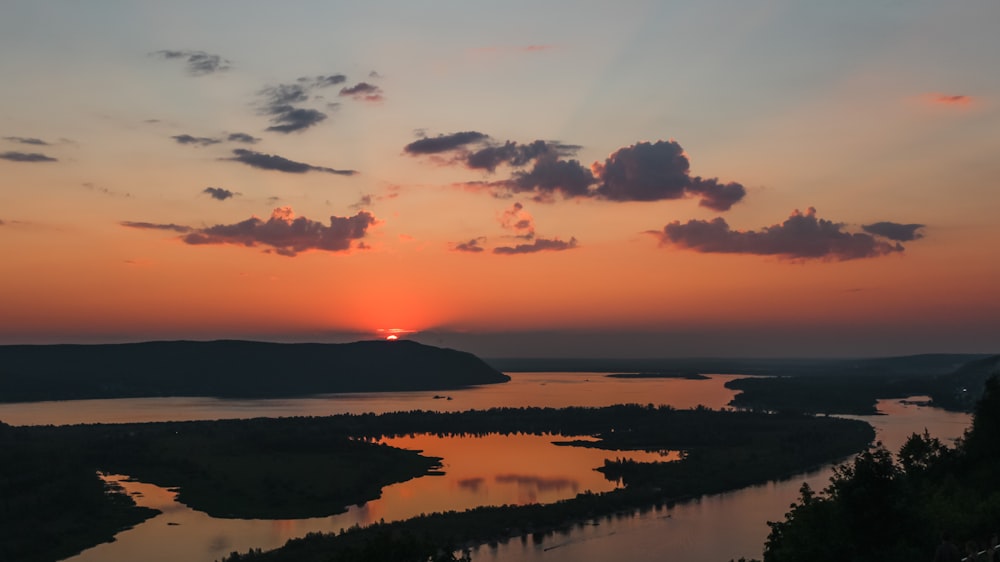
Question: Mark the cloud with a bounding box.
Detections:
[499,202,535,239]
[453,237,487,253]
[592,141,745,209]
[493,236,577,255]
[339,82,383,101]
[203,187,237,201]
[925,93,973,107]
[227,132,260,144]
[256,78,349,133]
[83,182,132,198]
[181,207,376,256]
[265,107,327,133]
[0,151,57,162]
[350,194,374,210]
[408,134,745,208]
[153,50,230,75]
[304,74,347,88]
[861,221,925,241]
[3,136,49,146]
[507,154,595,200]
[403,131,489,155]
[656,208,907,260]
[120,221,193,233]
[171,134,221,146]
[226,149,357,175]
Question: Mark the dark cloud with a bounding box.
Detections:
[467,140,578,172]
[171,134,221,146]
[404,131,489,155]
[257,82,335,133]
[3,136,49,146]
[408,134,744,208]
[120,221,193,233]
[226,149,357,175]
[153,50,230,75]
[657,208,907,260]
[265,108,327,133]
[862,221,925,242]
[181,207,376,256]
[453,237,487,253]
[507,154,595,200]
[593,141,746,209]
[203,187,237,201]
[227,132,260,144]
[0,151,57,163]
[339,82,383,101]
[493,236,577,255]
[926,93,973,107]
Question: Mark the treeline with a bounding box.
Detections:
[726,354,1000,415]
[759,376,1000,562]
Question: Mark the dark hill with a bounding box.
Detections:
[0,340,510,403]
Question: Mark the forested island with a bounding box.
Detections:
[1,405,873,562]
[0,340,509,402]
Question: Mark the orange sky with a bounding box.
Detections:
[1,3,998,357]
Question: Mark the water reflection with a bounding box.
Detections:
[66,434,677,562]
[0,373,744,426]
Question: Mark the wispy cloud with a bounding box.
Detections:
[453,237,487,253]
[0,151,57,163]
[152,50,231,75]
[655,208,913,261]
[339,82,384,102]
[227,132,260,144]
[120,221,193,233]
[493,237,578,255]
[923,93,974,107]
[171,134,221,146]
[225,149,357,175]
[861,221,925,242]
[3,136,49,146]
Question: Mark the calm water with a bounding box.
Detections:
[0,373,971,562]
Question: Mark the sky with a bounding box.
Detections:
[1,1,998,358]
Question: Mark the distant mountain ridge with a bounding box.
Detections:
[0,340,510,403]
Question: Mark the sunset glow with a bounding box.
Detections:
[0,3,998,357]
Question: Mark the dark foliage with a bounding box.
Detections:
[762,376,1000,562]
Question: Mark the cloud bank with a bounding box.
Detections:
[655,208,910,260]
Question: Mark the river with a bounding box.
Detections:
[0,373,971,562]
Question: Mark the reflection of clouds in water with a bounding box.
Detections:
[495,474,579,492]
[206,534,232,553]
[457,477,485,493]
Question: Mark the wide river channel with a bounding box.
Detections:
[0,372,973,562]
